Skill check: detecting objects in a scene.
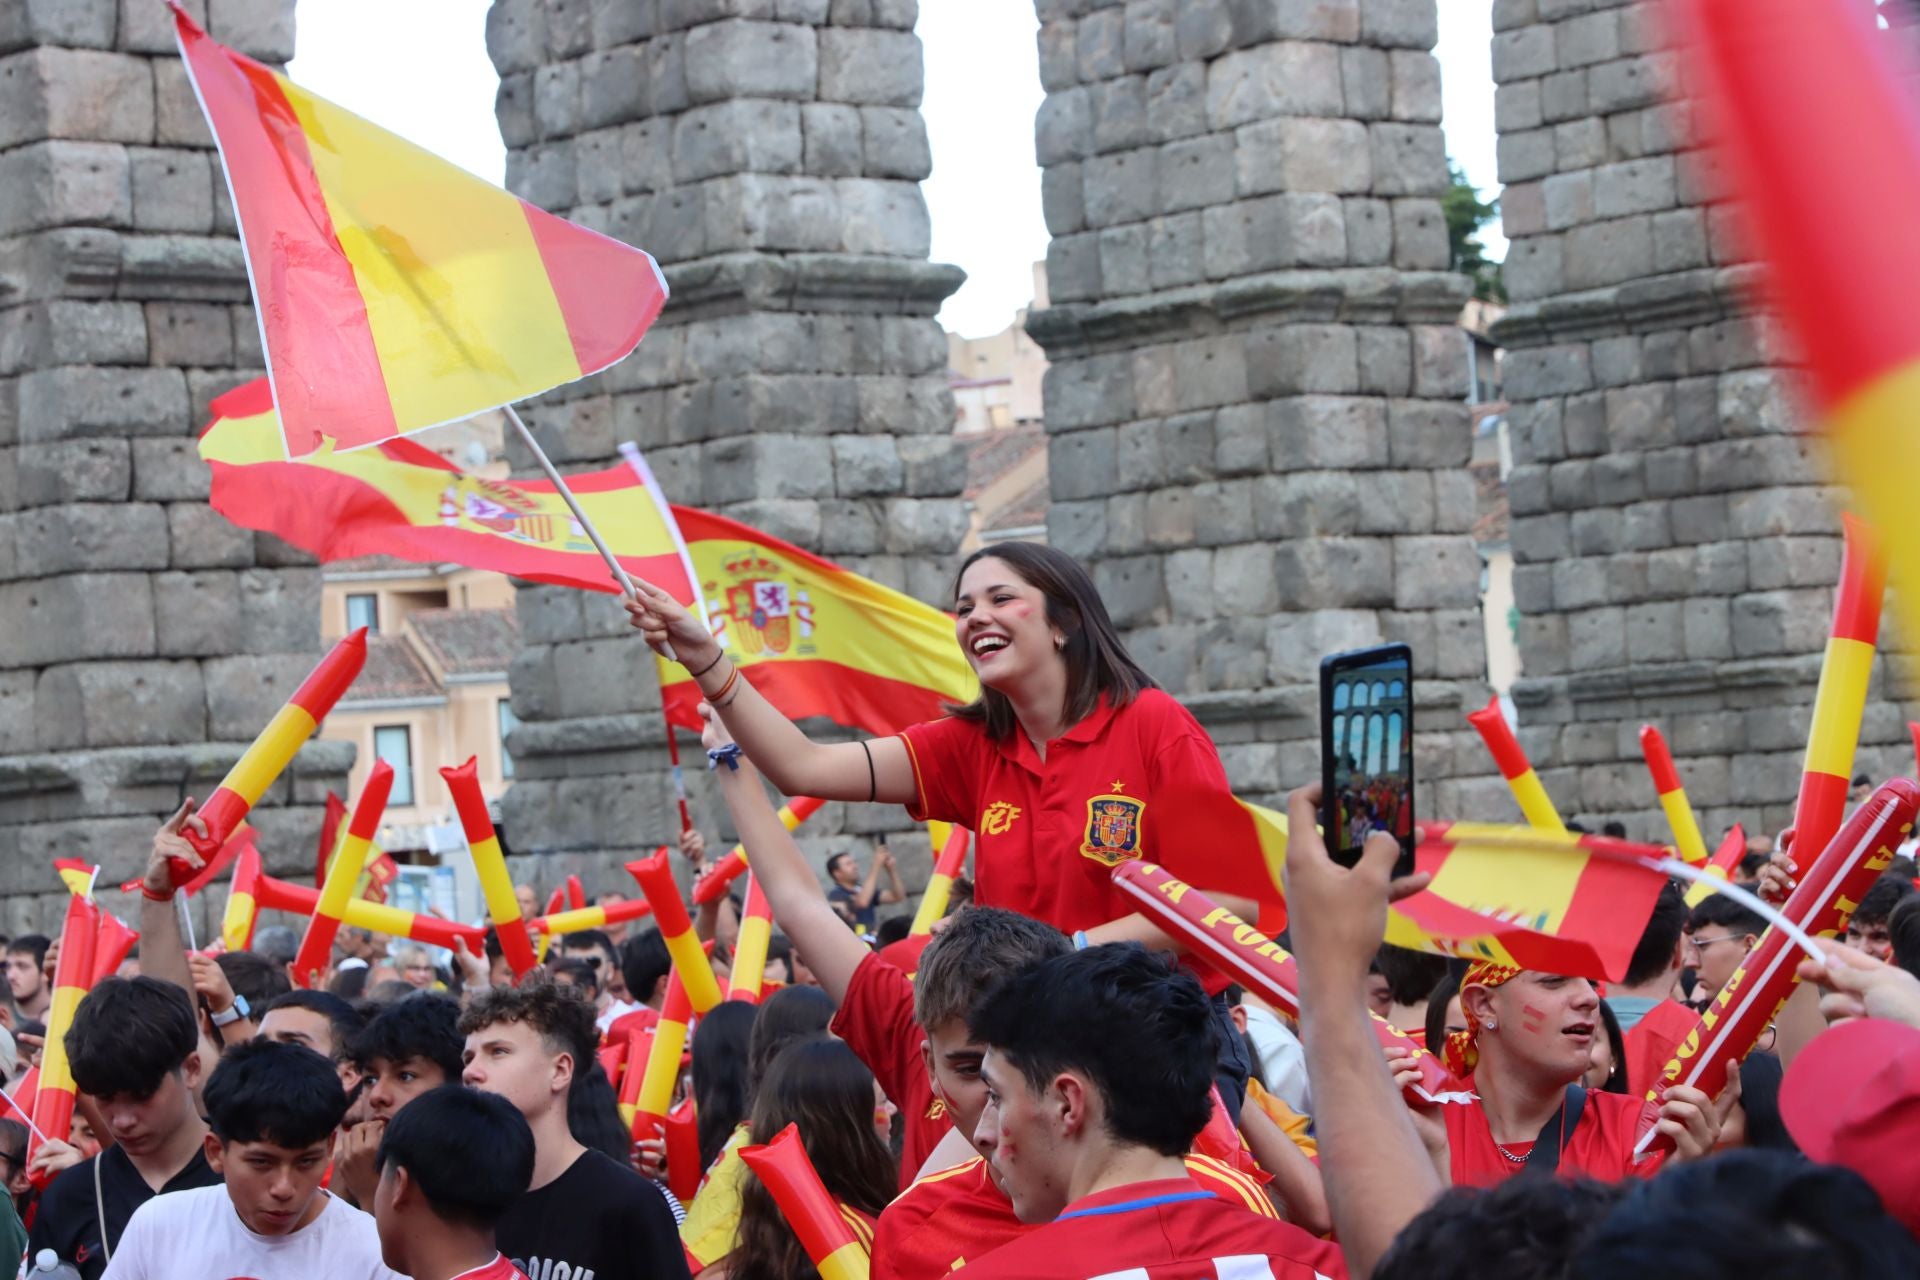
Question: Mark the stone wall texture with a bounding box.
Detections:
[487,0,971,897]
[1024,0,1498,819]
[0,0,349,938]
[1491,0,1912,839]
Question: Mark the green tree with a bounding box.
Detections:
[1443,159,1505,302]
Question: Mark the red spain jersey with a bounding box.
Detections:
[450,1256,528,1280]
[1444,1086,1664,1188]
[1621,998,1697,1097]
[899,691,1231,935]
[829,952,952,1189]
[874,1155,1280,1280]
[948,1178,1343,1280]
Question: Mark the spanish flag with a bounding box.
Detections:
[1152,788,1668,981]
[1670,0,1920,663]
[173,5,666,457]
[659,508,978,737]
[52,859,94,898]
[199,378,694,599]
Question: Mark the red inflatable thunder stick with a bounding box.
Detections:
[443,757,537,978]
[1638,724,1711,868]
[728,873,773,1005]
[30,895,101,1184]
[738,1124,870,1280]
[1792,515,1887,868]
[1636,778,1919,1155]
[629,850,725,1014]
[629,970,693,1143]
[222,841,484,954]
[691,795,828,904]
[292,760,393,988]
[533,897,655,938]
[1111,861,1459,1102]
[1466,696,1565,832]
[182,628,367,869]
[665,1097,701,1203]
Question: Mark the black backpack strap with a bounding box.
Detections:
[1523,1085,1587,1177]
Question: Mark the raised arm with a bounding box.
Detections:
[138,800,202,998]
[702,709,871,1004]
[625,581,918,803]
[1285,784,1442,1280]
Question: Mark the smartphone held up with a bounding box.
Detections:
[1320,643,1415,876]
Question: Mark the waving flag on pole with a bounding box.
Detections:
[198,379,696,598]
[172,5,667,457]
[1147,787,1669,981]
[659,507,977,738]
[1668,0,1920,663]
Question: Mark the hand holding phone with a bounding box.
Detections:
[1320,643,1415,875]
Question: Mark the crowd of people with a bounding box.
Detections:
[0,543,1915,1279]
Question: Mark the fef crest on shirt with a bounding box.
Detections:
[1080,791,1144,866]
[980,800,1022,836]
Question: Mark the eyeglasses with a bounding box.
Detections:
[569,955,603,972]
[1687,935,1743,951]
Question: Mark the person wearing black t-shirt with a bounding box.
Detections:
[459,978,687,1280]
[27,978,222,1280]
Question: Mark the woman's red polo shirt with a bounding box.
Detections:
[898,689,1230,935]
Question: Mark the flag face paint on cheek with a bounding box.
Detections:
[1522,1004,1548,1034]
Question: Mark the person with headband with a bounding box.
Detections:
[1408,961,1733,1186]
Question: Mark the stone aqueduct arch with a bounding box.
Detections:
[0,0,1900,925]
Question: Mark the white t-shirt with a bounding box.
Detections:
[99,1185,404,1280]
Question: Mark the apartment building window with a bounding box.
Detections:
[374,725,415,805]
[346,593,379,634]
[498,700,518,780]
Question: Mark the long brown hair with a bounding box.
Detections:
[727,1039,896,1280]
[947,542,1158,741]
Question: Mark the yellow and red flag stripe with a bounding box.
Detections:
[172,7,666,458]
[659,507,977,739]
[1795,515,1885,863]
[198,379,695,599]
[293,760,393,988]
[629,849,724,1014]
[30,894,100,1183]
[186,628,367,862]
[1638,724,1710,868]
[1466,696,1565,832]
[1147,786,1668,981]
[1667,1,1920,689]
[444,757,537,978]
[52,859,93,898]
[739,1124,871,1280]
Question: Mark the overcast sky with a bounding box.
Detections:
[291,1,1501,340]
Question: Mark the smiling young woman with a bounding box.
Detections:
[626,543,1256,1087]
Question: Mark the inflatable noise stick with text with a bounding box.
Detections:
[222,842,484,954]
[1111,861,1461,1104]
[1635,777,1918,1156]
[738,1124,871,1280]
[1639,724,1710,867]
[291,760,392,988]
[1466,696,1565,832]
[909,824,971,936]
[442,757,538,978]
[182,628,367,870]
[629,849,725,1013]
[691,795,829,904]
[29,894,100,1185]
[727,873,773,1004]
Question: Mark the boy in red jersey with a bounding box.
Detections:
[954,945,1344,1280]
[371,1086,534,1280]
